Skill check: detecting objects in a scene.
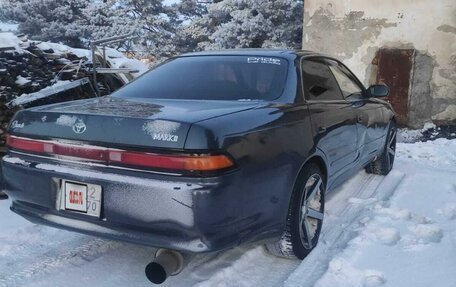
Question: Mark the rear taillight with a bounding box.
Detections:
[108,151,233,171]
[6,135,234,173]
[6,135,50,154]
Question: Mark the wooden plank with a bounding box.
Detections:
[6,78,91,108]
[0,46,15,52]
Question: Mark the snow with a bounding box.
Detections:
[0,33,148,78]
[36,41,91,59]
[101,48,149,76]
[14,75,31,86]
[1,139,456,286]
[108,56,149,75]
[0,32,25,53]
[2,156,29,166]
[396,122,456,143]
[422,122,437,131]
[142,120,181,135]
[34,41,148,76]
[55,114,78,127]
[0,22,18,32]
[9,80,72,107]
[397,128,423,143]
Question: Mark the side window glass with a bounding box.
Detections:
[301,59,343,101]
[328,61,363,99]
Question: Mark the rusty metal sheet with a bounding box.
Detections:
[376,48,415,126]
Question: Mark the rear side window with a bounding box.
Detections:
[112,56,288,101]
[301,59,343,101]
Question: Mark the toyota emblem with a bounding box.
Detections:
[72,120,87,134]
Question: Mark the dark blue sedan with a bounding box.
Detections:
[2,49,396,283]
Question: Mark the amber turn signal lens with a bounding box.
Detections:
[183,155,234,171]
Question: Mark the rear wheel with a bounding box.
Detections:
[266,163,325,259]
[365,121,397,175]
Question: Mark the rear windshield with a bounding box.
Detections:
[112,56,288,101]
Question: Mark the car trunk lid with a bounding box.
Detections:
[8,97,260,150]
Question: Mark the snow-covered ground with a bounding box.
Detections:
[0,138,455,287]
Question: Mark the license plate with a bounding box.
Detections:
[60,180,102,218]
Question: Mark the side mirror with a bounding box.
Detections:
[367,84,389,98]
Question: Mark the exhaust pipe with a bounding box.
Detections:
[0,191,8,200]
[145,249,184,284]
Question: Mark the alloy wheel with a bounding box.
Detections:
[299,174,324,249]
[387,125,397,169]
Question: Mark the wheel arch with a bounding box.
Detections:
[296,153,329,187]
[304,155,328,185]
[270,153,329,258]
[280,153,329,224]
[283,152,329,221]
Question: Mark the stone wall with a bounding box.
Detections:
[303,0,456,128]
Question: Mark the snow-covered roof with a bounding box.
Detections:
[0,32,24,52]
[0,22,18,32]
[0,32,149,75]
[36,41,91,59]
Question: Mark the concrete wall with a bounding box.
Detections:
[303,0,456,127]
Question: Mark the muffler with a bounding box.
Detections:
[145,249,184,284]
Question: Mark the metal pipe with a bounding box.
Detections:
[90,43,99,96]
[97,36,137,46]
[91,33,135,45]
[145,249,184,284]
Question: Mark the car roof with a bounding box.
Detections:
[180,49,327,59]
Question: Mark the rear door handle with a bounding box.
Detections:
[357,115,363,122]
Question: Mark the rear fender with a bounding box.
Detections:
[278,150,329,229]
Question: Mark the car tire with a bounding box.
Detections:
[365,121,397,176]
[266,163,325,259]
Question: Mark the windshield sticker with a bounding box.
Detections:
[247,57,282,65]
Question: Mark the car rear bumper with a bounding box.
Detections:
[2,153,280,253]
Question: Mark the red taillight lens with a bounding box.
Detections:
[6,135,49,154]
[109,151,234,171]
[6,135,234,172]
[6,135,107,162]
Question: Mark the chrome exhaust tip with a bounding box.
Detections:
[145,249,184,284]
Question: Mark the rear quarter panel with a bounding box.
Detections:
[185,104,316,238]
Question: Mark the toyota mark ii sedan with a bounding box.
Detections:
[2,50,396,261]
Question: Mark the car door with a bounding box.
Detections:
[327,60,386,163]
[301,57,358,177]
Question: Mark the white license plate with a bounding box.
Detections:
[60,180,102,218]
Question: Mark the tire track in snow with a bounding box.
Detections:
[164,171,386,287]
[165,245,299,287]
[284,170,405,287]
[0,237,122,287]
[0,226,78,261]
